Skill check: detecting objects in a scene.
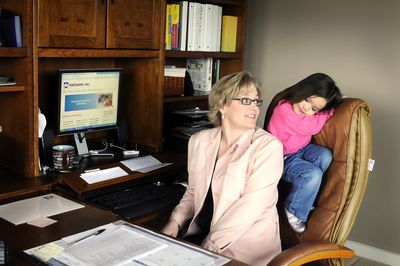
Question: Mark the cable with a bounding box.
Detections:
[109,143,127,151]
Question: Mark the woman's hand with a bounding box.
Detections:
[161,219,180,237]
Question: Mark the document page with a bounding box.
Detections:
[121,155,172,173]
[24,221,230,266]
[63,226,167,265]
[0,194,84,225]
[80,166,128,184]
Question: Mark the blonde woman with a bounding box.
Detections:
[162,71,283,265]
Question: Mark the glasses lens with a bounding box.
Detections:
[255,99,263,106]
[241,98,252,105]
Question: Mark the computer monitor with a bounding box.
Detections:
[56,68,122,156]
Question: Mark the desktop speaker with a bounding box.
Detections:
[117,120,129,148]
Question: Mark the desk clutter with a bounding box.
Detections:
[24,220,230,266]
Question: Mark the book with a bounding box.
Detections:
[221,15,238,52]
[164,4,172,50]
[0,10,22,47]
[212,58,220,85]
[178,1,188,51]
[170,4,180,50]
[186,58,213,93]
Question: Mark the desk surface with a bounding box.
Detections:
[0,195,247,266]
[59,151,187,199]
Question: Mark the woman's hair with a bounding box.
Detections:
[208,71,261,126]
[264,73,343,128]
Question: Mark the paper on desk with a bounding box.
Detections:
[80,166,128,184]
[121,155,173,173]
[63,225,167,265]
[25,221,230,266]
[0,194,84,225]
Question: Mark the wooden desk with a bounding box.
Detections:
[58,151,188,199]
[0,195,247,266]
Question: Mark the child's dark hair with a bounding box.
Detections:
[264,73,343,129]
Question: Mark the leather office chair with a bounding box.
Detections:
[264,97,373,266]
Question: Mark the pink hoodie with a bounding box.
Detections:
[268,101,333,155]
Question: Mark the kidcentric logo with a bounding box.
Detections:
[64,81,89,89]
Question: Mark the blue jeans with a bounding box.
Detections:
[283,144,332,222]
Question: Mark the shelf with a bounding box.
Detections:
[194,0,243,6]
[38,48,160,58]
[0,47,28,57]
[0,85,25,92]
[165,50,242,59]
[163,95,208,103]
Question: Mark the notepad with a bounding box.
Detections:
[0,194,84,225]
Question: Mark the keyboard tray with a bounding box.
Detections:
[90,183,185,219]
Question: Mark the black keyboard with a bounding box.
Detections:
[91,183,185,219]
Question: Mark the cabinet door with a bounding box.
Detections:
[106,0,161,49]
[38,0,106,48]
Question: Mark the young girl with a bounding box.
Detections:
[265,73,343,233]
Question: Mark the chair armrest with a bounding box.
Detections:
[267,242,355,266]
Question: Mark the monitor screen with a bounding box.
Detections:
[56,68,122,136]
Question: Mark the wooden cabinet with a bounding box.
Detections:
[0,0,247,178]
[38,0,161,49]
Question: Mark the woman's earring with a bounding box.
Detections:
[221,113,225,120]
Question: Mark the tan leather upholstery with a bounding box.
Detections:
[266,98,372,266]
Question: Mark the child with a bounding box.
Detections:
[266,73,343,233]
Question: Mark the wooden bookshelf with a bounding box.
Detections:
[0,0,247,178]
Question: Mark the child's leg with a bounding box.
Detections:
[302,144,332,173]
[283,145,332,222]
[283,156,324,222]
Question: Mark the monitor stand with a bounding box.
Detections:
[74,133,90,162]
[74,133,114,163]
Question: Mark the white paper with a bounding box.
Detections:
[25,221,230,266]
[63,226,167,266]
[0,194,84,225]
[121,155,173,172]
[80,166,128,184]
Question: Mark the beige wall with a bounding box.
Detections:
[244,0,400,254]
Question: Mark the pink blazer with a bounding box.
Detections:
[170,127,283,266]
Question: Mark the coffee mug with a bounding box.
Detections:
[52,145,75,171]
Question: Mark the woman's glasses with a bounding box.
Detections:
[232,98,263,107]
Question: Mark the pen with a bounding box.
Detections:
[84,168,100,173]
[73,229,105,244]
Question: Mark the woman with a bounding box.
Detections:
[162,71,283,265]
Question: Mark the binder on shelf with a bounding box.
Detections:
[202,4,214,51]
[0,10,23,48]
[213,5,223,51]
[187,2,205,51]
[187,2,197,51]
[221,15,238,52]
[178,1,189,51]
